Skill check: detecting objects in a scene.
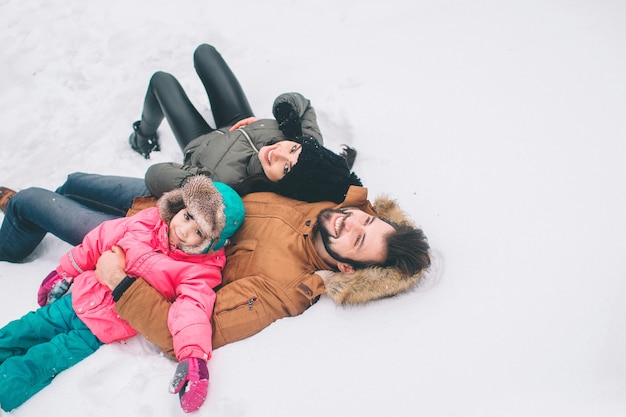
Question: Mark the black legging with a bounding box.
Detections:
[138,44,255,150]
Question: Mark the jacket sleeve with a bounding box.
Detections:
[168,266,220,361]
[113,279,176,359]
[272,92,323,144]
[113,275,314,355]
[57,216,129,277]
[144,162,213,198]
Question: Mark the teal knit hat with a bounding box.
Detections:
[212,182,245,250]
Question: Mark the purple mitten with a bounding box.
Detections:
[37,270,71,307]
[169,357,209,413]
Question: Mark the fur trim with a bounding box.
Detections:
[324,265,424,305]
[370,193,416,228]
[324,195,431,305]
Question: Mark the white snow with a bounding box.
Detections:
[1,0,625,416]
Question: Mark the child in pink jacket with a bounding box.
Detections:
[0,175,244,413]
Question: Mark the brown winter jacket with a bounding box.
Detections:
[114,186,426,358]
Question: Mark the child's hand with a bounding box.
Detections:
[37,270,72,306]
[169,357,209,413]
[229,116,260,131]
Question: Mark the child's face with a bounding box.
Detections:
[168,209,206,250]
[257,140,302,182]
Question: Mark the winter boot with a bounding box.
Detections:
[0,187,16,212]
[129,121,160,159]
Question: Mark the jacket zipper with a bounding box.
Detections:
[238,128,259,153]
[217,297,257,314]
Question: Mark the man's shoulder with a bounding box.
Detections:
[242,186,371,212]
[243,192,334,212]
[127,196,158,217]
[339,186,374,214]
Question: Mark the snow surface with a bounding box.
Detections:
[1,0,625,416]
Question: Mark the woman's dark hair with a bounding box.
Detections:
[231,173,276,197]
[340,145,357,170]
[233,142,358,199]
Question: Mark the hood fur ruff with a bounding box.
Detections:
[324,194,437,305]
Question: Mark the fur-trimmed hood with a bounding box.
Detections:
[324,194,437,305]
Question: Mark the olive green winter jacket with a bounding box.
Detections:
[144,92,323,197]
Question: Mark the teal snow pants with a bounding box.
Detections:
[0,294,103,411]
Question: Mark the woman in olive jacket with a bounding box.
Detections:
[130,43,357,203]
[142,90,324,197]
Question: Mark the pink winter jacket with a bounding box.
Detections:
[57,207,225,361]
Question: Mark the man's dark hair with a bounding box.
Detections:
[380,222,431,276]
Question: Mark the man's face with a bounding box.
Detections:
[316,208,394,266]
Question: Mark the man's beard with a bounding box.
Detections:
[316,208,354,264]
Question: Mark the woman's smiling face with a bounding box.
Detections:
[257,140,302,182]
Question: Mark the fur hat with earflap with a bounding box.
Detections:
[158,176,245,254]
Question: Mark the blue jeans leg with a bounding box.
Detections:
[55,172,150,217]
[0,173,150,262]
[0,188,116,262]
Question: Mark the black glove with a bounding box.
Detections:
[273,102,302,138]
